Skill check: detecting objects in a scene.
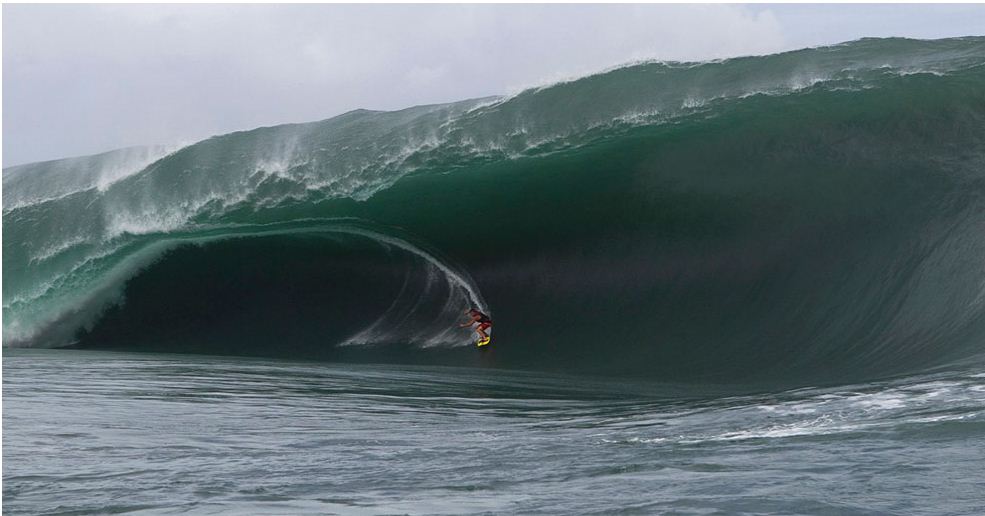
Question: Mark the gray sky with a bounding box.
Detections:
[4,4,985,167]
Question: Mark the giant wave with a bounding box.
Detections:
[4,37,985,385]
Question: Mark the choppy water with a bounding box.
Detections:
[4,349,985,515]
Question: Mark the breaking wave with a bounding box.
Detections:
[5,37,985,384]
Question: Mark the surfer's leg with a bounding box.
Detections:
[476,322,490,340]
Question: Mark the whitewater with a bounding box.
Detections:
[4,37,985,514]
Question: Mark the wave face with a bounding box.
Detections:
[5,37,985,384]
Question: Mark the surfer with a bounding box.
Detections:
[460,308,492,346]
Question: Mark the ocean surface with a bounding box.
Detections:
[4,37,985,513]
[4,349,985,515]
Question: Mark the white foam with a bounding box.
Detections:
[29,235,91,264]
[852,393,907,411]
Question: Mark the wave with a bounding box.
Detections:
[3,145,182,211]
[4,37,985,385]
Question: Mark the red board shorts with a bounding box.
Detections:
[478,322,492,331]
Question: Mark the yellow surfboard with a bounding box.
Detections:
[477,336,491,347]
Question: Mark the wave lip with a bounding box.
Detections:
[3,145,183,212]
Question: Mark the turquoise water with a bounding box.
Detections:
[4,349,985,515]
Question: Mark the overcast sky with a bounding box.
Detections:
[4,4,985,167]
